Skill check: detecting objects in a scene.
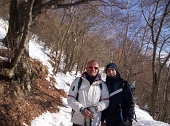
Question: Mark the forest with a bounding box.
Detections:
[0,0,169,125]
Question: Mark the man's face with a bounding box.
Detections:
[86,61,99,77]
[106,67,117,77]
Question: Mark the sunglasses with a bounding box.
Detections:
[88,66,99,70]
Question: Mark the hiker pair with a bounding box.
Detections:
[67,61,135,126]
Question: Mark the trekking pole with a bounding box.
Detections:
[119,103,124,121]
[84,117,87,126]
[90,117,92,126]
[84,116,92,126]
[86,116,92,126]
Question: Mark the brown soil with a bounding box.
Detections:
[0,58,67,126]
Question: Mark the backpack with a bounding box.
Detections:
[121,80,136,95]
[121,80,137,122]
[130,81,136,95]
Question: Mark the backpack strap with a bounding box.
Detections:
[76,77,83,100]
[120,80,127,89]
[78,77,83,91]
[76,77,103,101]
[99,83,102,90]
[99,83,102,101]
[72,77,84,117]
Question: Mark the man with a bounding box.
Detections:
[101,63,135,126]
[67,60,109,126]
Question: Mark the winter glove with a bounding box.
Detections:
[80,107,86,115]
[126,117,133,125]
[120,118,132,126]
[88,106,98,114]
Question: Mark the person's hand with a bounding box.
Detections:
[88,106,98,114]
[101,121,106,126]
[120,118,132,126]
[80,108,93,118]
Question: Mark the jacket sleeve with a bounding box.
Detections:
[95,81,109,112]
[67,77,84,112]
[124,82,135,120]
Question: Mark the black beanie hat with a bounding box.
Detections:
[105,63,118,73]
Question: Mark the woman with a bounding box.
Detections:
[101,63,135,126]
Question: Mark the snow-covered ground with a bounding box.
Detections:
[0,18,170,126]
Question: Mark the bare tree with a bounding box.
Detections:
[141,0,170,118]
[1,0,101,78]
[0,0,111,97]
[1,0,127,78]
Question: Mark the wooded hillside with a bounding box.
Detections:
[0,0,169,125]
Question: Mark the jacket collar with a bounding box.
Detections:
[81,72,102,82]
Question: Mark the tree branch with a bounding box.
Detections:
[32,0,90,20]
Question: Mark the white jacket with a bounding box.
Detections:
[67,74,109,126]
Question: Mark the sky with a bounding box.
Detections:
[0,18,170,126]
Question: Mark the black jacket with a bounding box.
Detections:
[101,75,135,125]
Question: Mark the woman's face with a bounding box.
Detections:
[106,67,117,77]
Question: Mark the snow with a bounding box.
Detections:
[0,18,8,39]
[29,37,170,126]
[0,18,170,126]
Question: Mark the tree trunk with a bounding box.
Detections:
[158,65,170,122]
[3,0,18,50]
[3,0,34,78]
